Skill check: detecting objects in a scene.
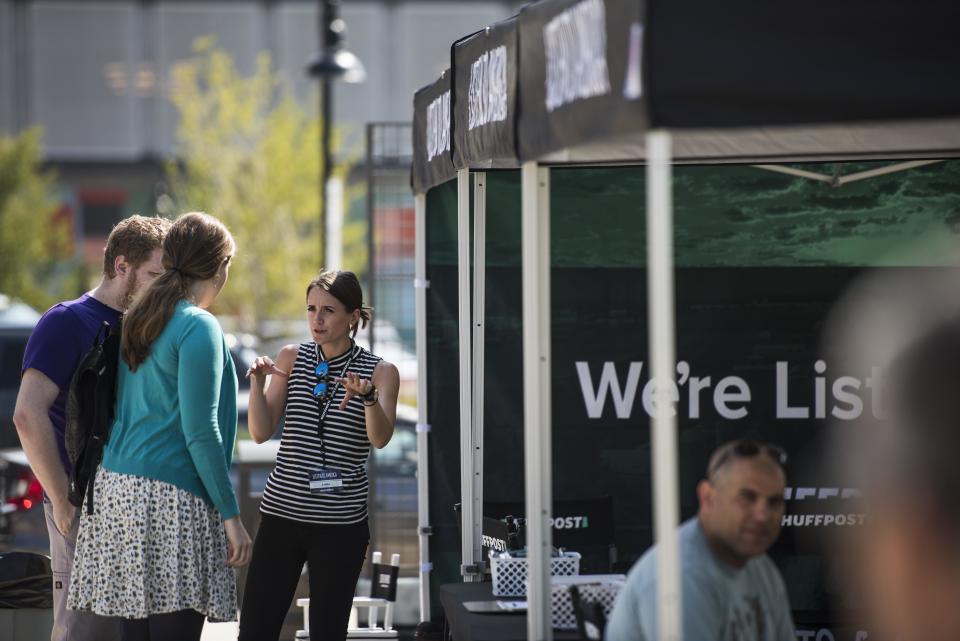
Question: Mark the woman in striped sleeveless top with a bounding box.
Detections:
[238,270,399,641]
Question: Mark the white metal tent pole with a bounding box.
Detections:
[832,159,941,185]
[472,172,487,570]
[457,168,480,580]
[522,161,553,641]
[413,192,432,620]
[646,131,682,641]
[325,176,345,268]
[750,159,941,186]
[749,164,836,184]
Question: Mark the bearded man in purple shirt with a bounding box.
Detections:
[14,214,169,641]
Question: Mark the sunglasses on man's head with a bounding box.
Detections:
[708,439,788,479]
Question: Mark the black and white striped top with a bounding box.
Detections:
[260,341,381,525]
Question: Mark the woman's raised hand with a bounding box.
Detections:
[337,371,374,409]
[246,356,288,384]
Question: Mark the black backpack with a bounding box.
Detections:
[0,552,52,609]
[65,320,121,514]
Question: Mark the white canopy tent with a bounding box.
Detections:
[412,1,960,638]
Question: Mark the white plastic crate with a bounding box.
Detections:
[489,550,581,597]
[549,575,626,630]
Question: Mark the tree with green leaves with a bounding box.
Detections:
[166,38,361,332]
[0,127,75,311]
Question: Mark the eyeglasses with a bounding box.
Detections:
[313,361,331,399]
[707,439,788,480]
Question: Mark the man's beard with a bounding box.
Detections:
[120,272,138,311]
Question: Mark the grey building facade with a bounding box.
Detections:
[0,0,516,240]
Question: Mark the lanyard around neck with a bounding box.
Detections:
[314,343,358,464]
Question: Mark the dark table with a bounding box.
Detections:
[439,582,580,641]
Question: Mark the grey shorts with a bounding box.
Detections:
[43,497,121,641]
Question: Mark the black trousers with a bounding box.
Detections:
[238,514,369,641]
[119,609,205,641]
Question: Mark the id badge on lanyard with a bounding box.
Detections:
[309,467,344,494]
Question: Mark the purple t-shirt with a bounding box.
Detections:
[21,294,121,473]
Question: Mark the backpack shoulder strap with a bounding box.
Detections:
[93,320,111,347]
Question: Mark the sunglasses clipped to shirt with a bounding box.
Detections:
[313,361,332,401]
[707,439,788,480]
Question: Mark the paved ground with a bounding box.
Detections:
[201,620,240,640]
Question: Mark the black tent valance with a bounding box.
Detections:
[412,70,456,193]
[452,16,520,170]
[411,0,960,191]
[648,0,960,129]
[517,0,647,161]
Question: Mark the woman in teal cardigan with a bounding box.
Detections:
[68,212,252,640]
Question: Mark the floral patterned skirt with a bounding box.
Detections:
[67,467,237,622]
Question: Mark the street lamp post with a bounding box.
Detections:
[308,0,365,268]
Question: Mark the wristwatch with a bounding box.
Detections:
[361,385,379,406]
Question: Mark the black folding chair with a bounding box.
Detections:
[568,585,607,641]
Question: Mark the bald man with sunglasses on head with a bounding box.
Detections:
[606,441,795,641]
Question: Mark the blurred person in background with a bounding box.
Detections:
[66,212,251,641]
[238,269,399,641]
[606,440,795,641]
[14,214,169,641]
[827,266,960,641]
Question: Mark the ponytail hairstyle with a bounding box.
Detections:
[306,270,372,338]
[122,212,235,371]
